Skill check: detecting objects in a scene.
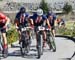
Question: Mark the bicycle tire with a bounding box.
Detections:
[37,33,42,59]
[50,32,56,52]
[20,42,25,56]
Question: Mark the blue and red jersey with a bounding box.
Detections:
[30,13,47,26]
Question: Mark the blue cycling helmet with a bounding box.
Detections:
[47,12,53,18]
[20,7,26,13]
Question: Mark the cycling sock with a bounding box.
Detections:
[3,44,8,49]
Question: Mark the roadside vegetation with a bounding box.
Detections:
[6,24,19,44]
[57,21,75,37]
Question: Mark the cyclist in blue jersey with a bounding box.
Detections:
[46,12,57,37]
[14,7,33,44]
[30,8,50,47]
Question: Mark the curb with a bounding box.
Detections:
[55,35,75,43]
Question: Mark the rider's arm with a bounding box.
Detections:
[42,15,48,26]
[29,19,34,26]
[53,15,57,27]
[14,13,19,27]
[29,15,34,27]
[5,17,10,26]
[43,20,46,26]
[46,19,51,28]
[54,18,58,26]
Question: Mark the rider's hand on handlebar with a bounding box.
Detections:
[48,26,51,29]
[47,26,51,31]
[31,24,34,30]
[15,26,19,29]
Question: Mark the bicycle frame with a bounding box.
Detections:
[20,26,32,55]
[46,28,56,52]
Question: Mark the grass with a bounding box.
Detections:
[65,21,75,29]
[56,20,75,37]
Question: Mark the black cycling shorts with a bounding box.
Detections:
[1,28,6,33]
[51,26,55,30]
[0,24,6,33]
[34,26,38,32]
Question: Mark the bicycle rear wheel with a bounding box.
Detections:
[20,41,25,56]
[50,32,56,52]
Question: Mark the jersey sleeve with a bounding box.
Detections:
[29,13,37,20]
[25,13,29,17]
[53,15,57,20]
[42,15,47,20]
[14,13,20,24]
[15,13,19,20]
[0,13,7,20]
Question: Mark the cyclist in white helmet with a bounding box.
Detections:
[29,8,50,47]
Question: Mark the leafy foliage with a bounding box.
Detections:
[39,0,49,14]
[57,26,75,37]
[63,3,72,14]
[7,28,19,44]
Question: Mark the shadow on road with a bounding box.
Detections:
[59,58,71,60]
[8,49,38,59]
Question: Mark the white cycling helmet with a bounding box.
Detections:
[36,9,43,16]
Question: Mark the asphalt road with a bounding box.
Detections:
[0,37,75,60]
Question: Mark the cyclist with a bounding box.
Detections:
[57,17,65,28]
[29,8,49,47]
[46,12,57,37]
[0,12,10,50]
[57,17,61,27]
[59,18,65,28]
[14,7,33,44]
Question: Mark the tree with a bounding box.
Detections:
[63,3,72,14]
[39,0,49,14]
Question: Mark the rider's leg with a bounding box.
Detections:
[43,31,46,47]
[52,26,55,37]
[52,29,55,37]
[1,29,7,48]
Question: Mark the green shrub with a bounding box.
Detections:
[57,27,72,36]
[6,29,19,44]
[40,0,49,14]
[62,29,72,35]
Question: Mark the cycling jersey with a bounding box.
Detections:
[15,12,29,27]
[0,12,7,33]
[0,12,7,27]
[30,13,47,26]
[47,14,56,27]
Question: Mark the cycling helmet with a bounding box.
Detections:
[36,9,43,16]
[20,7,26,13]
[47,11,53,16]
